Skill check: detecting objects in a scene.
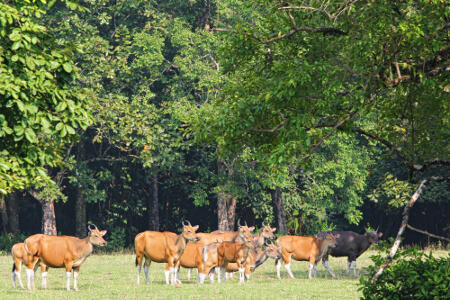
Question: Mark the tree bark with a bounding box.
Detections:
[29,190,57,235]
[371,176,448,283]
[271,187,287,234]
[0,195,8,235]
[148,173,160,231]
[75,190,86,237]
[7,191,20,234]
[217,190,229,231]
[226,195,237,231]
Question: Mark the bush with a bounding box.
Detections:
[0,233,28,255]
[359,245,450,300]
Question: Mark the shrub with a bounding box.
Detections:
[0,233,28,255]
[359,245,450,300]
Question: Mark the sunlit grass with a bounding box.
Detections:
[0,250,447,300]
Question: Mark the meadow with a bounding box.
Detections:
[0,250,447,300]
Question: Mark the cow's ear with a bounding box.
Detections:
[272,227,277,232]
[378,232,383,237]
[100,230,107,236]
[193,225,199,231]
[249,226,255,232]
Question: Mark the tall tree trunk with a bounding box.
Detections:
[0,195,9,235]
[75,142,87,237]
[29,190,57,235]
[226,195,237,230]
[41,199,57,235]
[7,192,20,234]
[75,191,86,237]
[217,190,229,231]
[271,187,287,234]
[148,173,160,231]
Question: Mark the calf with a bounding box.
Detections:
[24,225,107,291]
[11,242,47,289]
[135,220,199,285]
[217,237,254,284]
[275,233,339,279]
[316,230,382,277]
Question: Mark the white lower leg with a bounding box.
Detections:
[26,269,33,290]
[164,270,170,284]
[352,261,357,277]
[144,266,150,284]
[245,272,251,281]
[308,264,314,279]
[12,271,17,288]
[313,265,317,277]
[136,266,141,285]
[187,268,191,280]
[41,271,48,289]
[238,268,245,283]
[347,261,351,275]
[73,272,79,291]
[220,267,226,283]
[229,272,234,279]
[285,263,295,279]
[276,260,281,279]
[208,272,214,283]
[17,271,24,288]
[66,272,71,291]
[323,261,336,278]
[169,267,175,284]
[175,268,181,284]
[198,273,206,284]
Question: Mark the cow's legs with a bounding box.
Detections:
[26,268,35,290]
[136,252,143,285]
[308,263,314,279]
[313,264,317,278]
[41,264,48,289]
[144,259,151,284]
[346,260,351,275]
[322,258,336,279]
[276,258,282,279]
[187,268,191,280]
[12,261,24,289]
[72,267,80,291]
[65,261,74,291]
[351,261,357,277]
[164,265,170,284]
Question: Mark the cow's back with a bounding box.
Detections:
[277,235,318,261]
[27,235,80,268]
[135,231,176,263]
[179,242,200,268]
[316,231,361,257]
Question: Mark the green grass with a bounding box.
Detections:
[0,250,447,300]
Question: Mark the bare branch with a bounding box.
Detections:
[407,224,450,243]
[371,176,450,283]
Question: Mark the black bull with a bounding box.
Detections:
[315,230,382,278]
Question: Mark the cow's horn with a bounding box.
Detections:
[262,220,266,227]
[244,221,248,227]
[181,220,187,226]
[237,219,241,227]
[376,226,379,233]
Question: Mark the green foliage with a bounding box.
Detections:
[0,233,27,254]
[0,0,92,194]
[359,245,450,299]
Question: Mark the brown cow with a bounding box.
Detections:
[253,222,277,247]
[226,241,281,281]
[11,242,47,289]
[134,220,199,285]
[217,237,254,283]
[24,225,107,291]
[275,233,339,279]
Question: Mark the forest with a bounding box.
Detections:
[0,0,448,253]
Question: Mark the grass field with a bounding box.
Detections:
[0,250,447,300]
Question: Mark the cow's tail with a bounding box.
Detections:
[135,257,138,266]
[12,263,16,273]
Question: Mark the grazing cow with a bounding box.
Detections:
[217,237,254,284]
[11,242,47,289]
[315,230,383,277]
[226,241,282,281]
[275,233,339,279]
[135,220,199,285]
[24,225,107,291]
[183,222,255,280]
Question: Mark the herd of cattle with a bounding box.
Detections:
[10,221,382,291]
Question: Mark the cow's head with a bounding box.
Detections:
[237,220,255,240]
[88,224,108,246]
[366,229,383,245]
[323,233,340,248]
[264,240,282,259]
[260,221,277,241]
[181,220,200,242]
